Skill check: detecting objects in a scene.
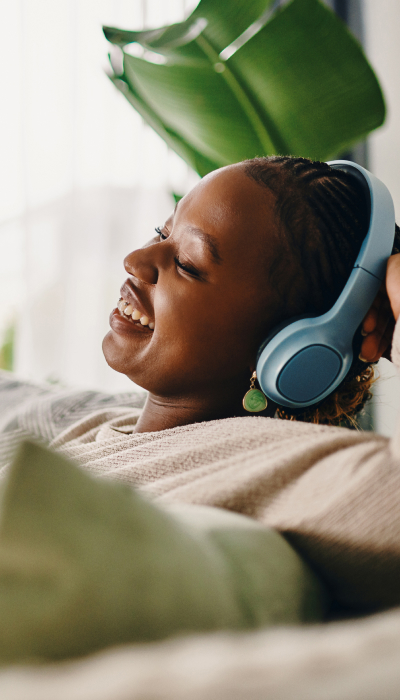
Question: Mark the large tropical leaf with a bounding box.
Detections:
[104,0,275,62]
[104,0,385,176]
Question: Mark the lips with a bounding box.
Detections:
[109,278,155,335]
[110,307,152,335]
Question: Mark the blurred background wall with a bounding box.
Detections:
[0,0,199,395]
[0,0,399,434]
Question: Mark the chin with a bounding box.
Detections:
[102,331,131,376]
[102,332,148,392]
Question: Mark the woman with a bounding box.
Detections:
[1,155,400,670]
[103,156,399,431]
[45,156,400,615]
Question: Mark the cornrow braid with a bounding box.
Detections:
[244,155,400,427]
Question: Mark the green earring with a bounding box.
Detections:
[243,371,268,413]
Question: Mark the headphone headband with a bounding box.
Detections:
[329,161,395,281]
[256,160,396,409]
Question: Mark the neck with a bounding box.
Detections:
[134,390,276,434]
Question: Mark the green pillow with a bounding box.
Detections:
[0,441,326,663]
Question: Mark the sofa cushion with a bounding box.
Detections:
[0,440,325,663]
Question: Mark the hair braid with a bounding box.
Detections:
[244,155,400,427]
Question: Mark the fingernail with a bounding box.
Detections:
[361,329,368,336]
[358,353,369,363]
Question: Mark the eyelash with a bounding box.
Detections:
[155,226,167,241]
[154,227,199,278]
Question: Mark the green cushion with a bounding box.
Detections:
[0,440,326,663]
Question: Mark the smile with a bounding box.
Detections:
[117,298,155,330]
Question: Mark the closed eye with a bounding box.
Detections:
[155,226,167,241]
[154,227,201,279]
[174,257,200,277]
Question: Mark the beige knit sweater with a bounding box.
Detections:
[49,321,400,614]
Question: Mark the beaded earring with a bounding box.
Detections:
[242,371,268,413]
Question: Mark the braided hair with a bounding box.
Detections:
[244,155,400,426]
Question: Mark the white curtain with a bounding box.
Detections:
[0,0,199,393]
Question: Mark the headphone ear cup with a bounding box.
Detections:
[256,316,351,409]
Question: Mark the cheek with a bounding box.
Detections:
[150,287,218,372]
[155,284,210,335]
[154,285,257,370]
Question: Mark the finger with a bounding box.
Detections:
[362,285,388,334]
[362,306,379,335]
[360,318,390,360]
[360,314,391,362]
[367,324,394,364]
[362,310,379,336]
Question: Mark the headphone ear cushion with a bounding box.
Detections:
[257,315,350,408]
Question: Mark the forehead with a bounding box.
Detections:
[173,164,279,262]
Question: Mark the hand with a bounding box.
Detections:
[360,254,400,363]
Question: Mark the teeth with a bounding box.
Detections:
[118,299,154,329]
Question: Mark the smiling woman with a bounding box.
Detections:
[102,156,400,433]
[38,153,400,621]
[3,154,400,627]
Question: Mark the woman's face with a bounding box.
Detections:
[103,163,282,401]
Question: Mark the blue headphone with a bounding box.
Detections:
[256,160,396,409]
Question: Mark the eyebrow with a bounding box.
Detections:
[173,200,222,264]
[187,226,222,265]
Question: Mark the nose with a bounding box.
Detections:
[124,243,159,285]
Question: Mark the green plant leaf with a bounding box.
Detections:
[104,16,208,62]
[104,0,275,62]
[104,0,385,175]
[227,0,385,160]
[122,55,275,165]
